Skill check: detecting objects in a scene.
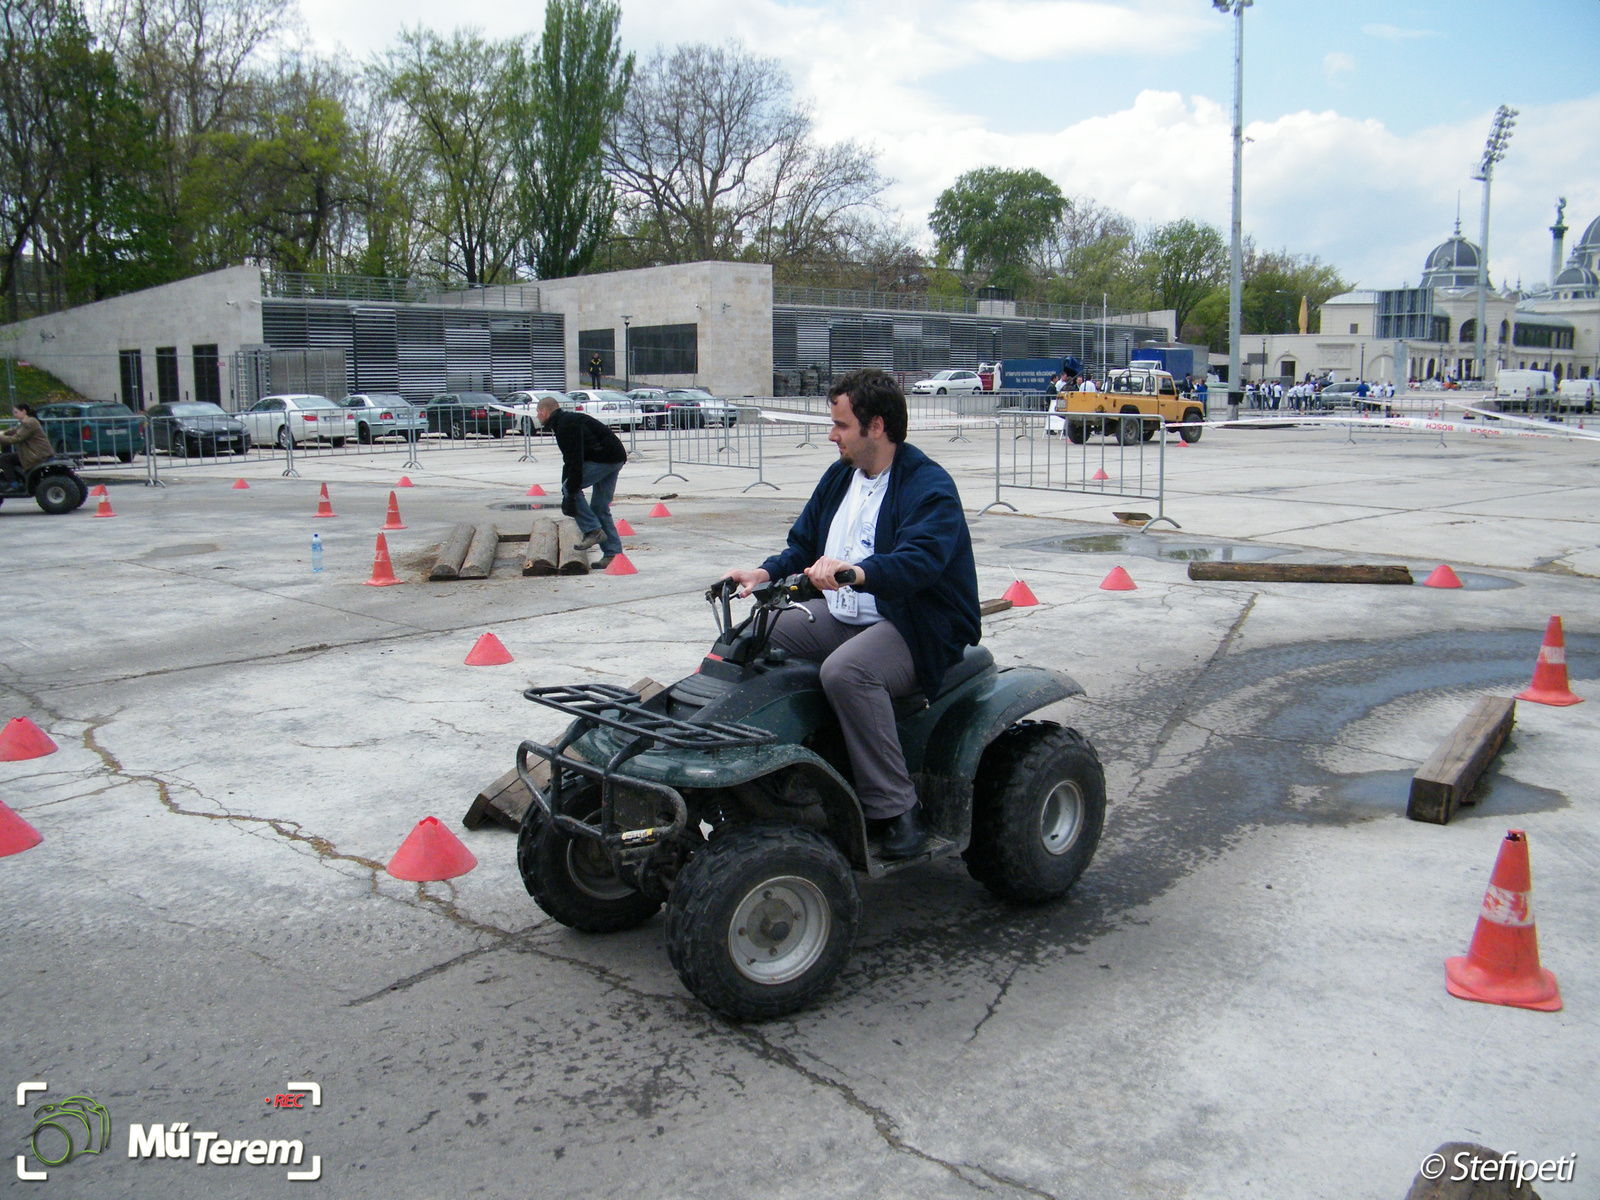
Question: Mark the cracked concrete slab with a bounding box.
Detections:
[3,426,1598,1198]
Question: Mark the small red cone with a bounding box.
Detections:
[93,495,115,518]
[232,478,250,490]
[386,816,477,881]
[614,518,636,536]
[649,501,672,517]
[381,490,406,530]
[526,483,546,497]
[313,482,335,518]
[364,533,402,586]
[1002,578,1038,607]
[0,717,58,761]
[464,632,513,666]
[88,483,107,497]
[1445,830,1561,1012]
[604,551,638,576]
[0,800,42,857]
[1091,467,1110,481]
[1516,616,1583,706]
[397,476,414,488]
[1100,566,1137,591]
[1423,564,1463,589]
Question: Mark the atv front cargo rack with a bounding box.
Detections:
[516,683,775,857]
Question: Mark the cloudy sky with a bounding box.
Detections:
[302,0,1600,291]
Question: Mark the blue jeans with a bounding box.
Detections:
[572,460,623,555]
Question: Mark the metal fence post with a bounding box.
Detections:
[1141,422,1180,532]
[654,409,687,484]
[795,395,818,449]
[948,392,970,443]
[282,423,299,478]
[144,418,164,487]
[742,407,779,492]
[403,426,421,471]
[978,415,1017,516]
[518,417,536,463]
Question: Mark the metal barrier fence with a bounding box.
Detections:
[652,404,778,492]
[758,390,1048,438]
[980,408,1177,530]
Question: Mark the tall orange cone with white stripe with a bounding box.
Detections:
[1445,830,1561,1011]
[1516,616,1582,706]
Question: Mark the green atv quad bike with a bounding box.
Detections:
[515,571,1106,1021]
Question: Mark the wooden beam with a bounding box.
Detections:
[1407,696,1516,825]
[556,516,590,574]
[1187,563,1414,585]
[459,525,498,579]
[979,598,1014,617]
[523,518,559,576]
[428,523,476,581]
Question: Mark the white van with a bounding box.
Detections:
[1557,377,1597,414]
[1493,369,1556,413]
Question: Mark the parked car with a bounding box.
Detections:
[421,392,511,439]
[501,390,571,436]
[625,388,671,429]
[911,369,985,395]
[664,386,739,427]
[237,394,354,449]
[36,401,145,462]
[145,402,251,457]
[1318,380,1392,416]
[339,394,427,443]
[566,389,644,431]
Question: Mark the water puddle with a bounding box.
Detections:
[141,542,222,559]
[488,500,556,511]
[1014,532,1290,562]
[1452,572,1520,591]
[1320,766,1566,821]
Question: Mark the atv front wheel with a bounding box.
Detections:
[517,787,662,933]
[665,824,860,1021]
[964,722,1105,904]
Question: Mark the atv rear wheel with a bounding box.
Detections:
[964,722,1105,904]
[665,823,860,1021]
[35,474,80,514]
[517,787,662,933]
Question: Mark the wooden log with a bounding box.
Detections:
[979,598,1014,617]
[1187,562,1414,585]
[1407,696,1516,825]
[628,677,667,703]
[459,525,498,579]
[556,516,590,574]
[522,518,559,576]
[428,523,476,581]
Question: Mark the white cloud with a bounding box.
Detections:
[1323,51,1356,82]
[1362,23,1441,41]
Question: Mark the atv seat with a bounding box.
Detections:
[892,645,994,721]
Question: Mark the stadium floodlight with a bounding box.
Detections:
[1471,105,1517,384]
[1214,0,1252,417]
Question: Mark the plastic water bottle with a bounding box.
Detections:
[311,533,323,573]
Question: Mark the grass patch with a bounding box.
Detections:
[0,359,89,414]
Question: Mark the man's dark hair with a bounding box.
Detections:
[829,368,907,443]
[13,402,33,416]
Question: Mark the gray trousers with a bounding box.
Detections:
[770,599,919,819]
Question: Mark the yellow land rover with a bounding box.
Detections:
[1052,364,1207,445]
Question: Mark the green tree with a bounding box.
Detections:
[1242,247,1348,336]
[928,166,1065,294]
[508,0,631,280]
[1040,195,1150,313]
[1139,217,1227,338]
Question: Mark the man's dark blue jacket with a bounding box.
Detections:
[760,441,980,694]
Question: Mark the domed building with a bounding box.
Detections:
[1551,261,1599,302]
[1571,214,1600,273]
[1419,222,1486,290]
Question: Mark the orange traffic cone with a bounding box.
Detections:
[464,632,513,666]
[1100,566,1137,591]
[93,494,115,518]
[1516,616,1583,706]
[364,533,402,587]
[88,483,107,497]
[1002,578,1038,607]
[1091,467,1110,481]
[1423,564,1463,589]
[1445,830,1561,1012]
[386,816,477,881]
[604,551,638,576]
[614,518,636,536]
[649,501,672,517]
[0,717,57,761]
[397,476,414,488]
[313,482,335,518]
[381,490,406,530]
[232,479,250,490]
[0,800,42,857]
[526,483,546,497]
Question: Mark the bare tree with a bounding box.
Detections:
[606,41,884,267]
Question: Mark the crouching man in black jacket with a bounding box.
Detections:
[722,369,981,859]
[536,396,627,568]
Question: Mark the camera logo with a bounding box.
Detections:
[31,1095,111,1165]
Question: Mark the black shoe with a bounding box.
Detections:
[864,816,891,841]
[596,554,616,570]
[574,529,604,552]
[878,805,928,859]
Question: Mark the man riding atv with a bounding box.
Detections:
[1,402,53,486]
[723,369,979,860]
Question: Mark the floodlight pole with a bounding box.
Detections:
[1472,106,1516,385]
[1218,0,1250,421]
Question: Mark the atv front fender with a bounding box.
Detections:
[922,666,1085,782]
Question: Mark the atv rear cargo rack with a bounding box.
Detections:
[516,683,775,858]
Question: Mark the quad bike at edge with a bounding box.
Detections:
[515,571,1106,1021]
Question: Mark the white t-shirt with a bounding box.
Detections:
[823,467,891,625]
